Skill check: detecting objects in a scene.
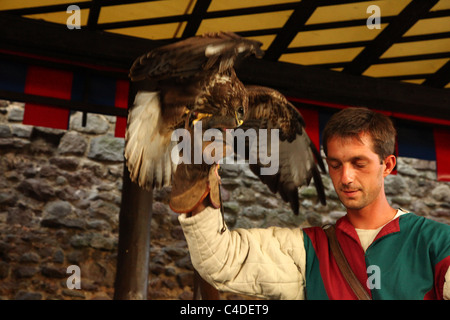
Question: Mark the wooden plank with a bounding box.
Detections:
[114,163,153,300]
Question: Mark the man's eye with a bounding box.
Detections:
[329,163,341,169]
[354,162,367,168]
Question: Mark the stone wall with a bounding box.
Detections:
[0,100,449,300]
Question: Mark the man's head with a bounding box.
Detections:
[322,108,397,212]
[322,107,396,162]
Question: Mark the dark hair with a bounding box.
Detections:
[322,107,396,161]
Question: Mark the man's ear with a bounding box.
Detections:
[383,155,396,177]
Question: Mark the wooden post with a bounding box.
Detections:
[194,270,220,300]
[114,164,153,300]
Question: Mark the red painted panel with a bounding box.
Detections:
[23,66,73,130]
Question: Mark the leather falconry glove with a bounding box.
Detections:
[169,162,221,214]
[169,129,229,214]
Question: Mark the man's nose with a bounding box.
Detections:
[341,164,354,185]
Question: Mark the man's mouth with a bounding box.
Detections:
[341,189,360,197]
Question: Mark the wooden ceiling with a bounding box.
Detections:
[1,0,449,89]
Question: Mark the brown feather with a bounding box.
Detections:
[125,32,263,190]
[241,85,327,214]
[125,32,327,214]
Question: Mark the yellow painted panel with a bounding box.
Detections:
[279,47,364,65]
[363,58,449,77]
[208,0,296,11]
[0,0,89,10]
[24,9,89,26]
[403,17,450,36]
[289,25,386,47]
[98,0,194,24]
[107,22,188,40]
[381,39,450,58]
[197,10,293,34]
[402,79,426,84]
[431,0,450,11]
[306,0,411,24]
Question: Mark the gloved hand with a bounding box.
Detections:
[169,162,221,214]
[169,124,230,214]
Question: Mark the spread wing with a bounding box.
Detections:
[125,32,263,190]
[129,31,263,83]
[237,85,327,215]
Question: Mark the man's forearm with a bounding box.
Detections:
[179,207,307,299]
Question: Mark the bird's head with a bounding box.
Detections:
[221,82,248,128]
[193,71,248,130]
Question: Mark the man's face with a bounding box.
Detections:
[325,133,390,212]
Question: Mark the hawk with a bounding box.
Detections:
[125,32,326,215]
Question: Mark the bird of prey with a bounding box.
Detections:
[125,32,326,215]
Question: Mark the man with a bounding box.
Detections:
[173,107,450,300]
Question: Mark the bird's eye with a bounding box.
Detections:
[237,107,244,115]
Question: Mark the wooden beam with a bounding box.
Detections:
[236,58,450,121]
[87,0,101,30]
[343,0,440,75]
[0,1,92,15]
[0,0,158,15]
[0,13,164,70]
[182,0,212,38]
[0,90,128,117]
[114,164,153,300]
[193,270,220,300]
[113,81,155,300]
[423,60,450,88]
[286,31,450,54]
[263,0,317,61]
[1,13,449,120]
[378,74,433,81]
[96,2,299,31]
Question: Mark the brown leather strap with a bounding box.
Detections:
[323,225,372,300]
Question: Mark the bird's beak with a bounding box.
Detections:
[235,111,244,127]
